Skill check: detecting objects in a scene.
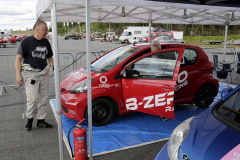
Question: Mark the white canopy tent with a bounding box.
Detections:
[36,0,240,160]
[38,0,240,24]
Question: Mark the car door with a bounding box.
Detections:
[175,48,199,103]
[121,48,184,119]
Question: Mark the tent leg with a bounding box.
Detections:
[51,4,64,160]
[86,0,93,160]
[223,22,228,62]
[148,11,152,44]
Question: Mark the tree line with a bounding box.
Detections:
[47,22,240,37]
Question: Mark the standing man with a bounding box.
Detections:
[15,20,54,131]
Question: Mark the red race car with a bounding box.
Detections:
[17,35,28,41]
[82,34,95,41]
[0,35,17,47]
[60,43,219,126]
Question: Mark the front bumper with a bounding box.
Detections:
[61,90,87,121]
[154,142,170,160]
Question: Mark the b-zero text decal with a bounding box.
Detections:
[125,91,174,112]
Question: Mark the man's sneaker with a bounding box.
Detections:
[37,119,53,128]
[26,118,34,131]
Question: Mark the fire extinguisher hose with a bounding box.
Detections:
[68,125,77,158]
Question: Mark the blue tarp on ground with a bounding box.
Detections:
[50,82,235,155]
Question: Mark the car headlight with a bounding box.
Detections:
[168,117,193,160]
[69,81,87,94]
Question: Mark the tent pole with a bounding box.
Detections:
[223,22,228,62]
[148,11,152,44]
[51,4,64,160]
[86,0,93,160]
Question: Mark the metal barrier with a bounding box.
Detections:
[202,47,239,84]
[75,51,108,69]
[0,54,19,96]
[202,47,236,65]
[0,53,75,96]
[0,51,109,96]
[49,53,75,83]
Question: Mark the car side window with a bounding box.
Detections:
[157,33,162,37]
[181,48,198,67]
[129,50,179,80]
[151,33,156,37]
[218,90,240,122]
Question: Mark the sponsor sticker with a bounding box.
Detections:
[99,76,110,88]
[221,144,240,160]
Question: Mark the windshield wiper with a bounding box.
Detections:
[83,65,99,72]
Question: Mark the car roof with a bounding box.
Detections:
[129,42,201,50]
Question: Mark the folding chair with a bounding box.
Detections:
[213,54,234,83]
[237,54,240,74]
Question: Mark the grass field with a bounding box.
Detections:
[184,35,240,48]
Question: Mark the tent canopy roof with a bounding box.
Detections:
[149,0,240,8]
[37,0,240,25]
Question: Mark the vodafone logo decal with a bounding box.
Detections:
[100,76,107,84]
[175,71,188,91]
[178,71,188,83]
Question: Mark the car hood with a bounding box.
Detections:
[179,107,240,160]
[60,68,100,90]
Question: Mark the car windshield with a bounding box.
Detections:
[91,46,140,73]
[213,88,240,132]
[121,31,130,36]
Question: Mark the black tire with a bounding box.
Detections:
[65,37,69,40]
[124,40,129,44]
[85,98,114,126]
[194,85,215,108]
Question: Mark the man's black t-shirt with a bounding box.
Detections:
[17,35,53,70]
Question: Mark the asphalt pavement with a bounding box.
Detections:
[0,38,239,160]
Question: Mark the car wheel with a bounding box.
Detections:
[124,40,129,44]
[194,85,215,108]
[85,98,114,126]
[65,37,69,40]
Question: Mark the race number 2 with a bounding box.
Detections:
[126,91,174,111]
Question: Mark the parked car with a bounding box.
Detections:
[82,34,95,41]
[154,85,240,160]
[60,43,219,126]
[17,35,28,41]
[0,35,17,47]
[139,31,174,42]
[64,34,82,40]
[153,36,185,43]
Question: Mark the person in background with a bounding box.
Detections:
[151,40,161,52]
[15,19,54,131]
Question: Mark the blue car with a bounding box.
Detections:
[155,85,240,160]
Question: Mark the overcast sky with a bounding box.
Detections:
[0,0,38,31]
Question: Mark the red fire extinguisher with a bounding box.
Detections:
[68,119,88,160]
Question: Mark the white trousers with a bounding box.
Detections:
[24,73,49,119]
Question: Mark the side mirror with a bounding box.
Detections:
[121,69,140,78]
[131,70,140,77]
[121,69,128,78]
[221,87,233,98]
